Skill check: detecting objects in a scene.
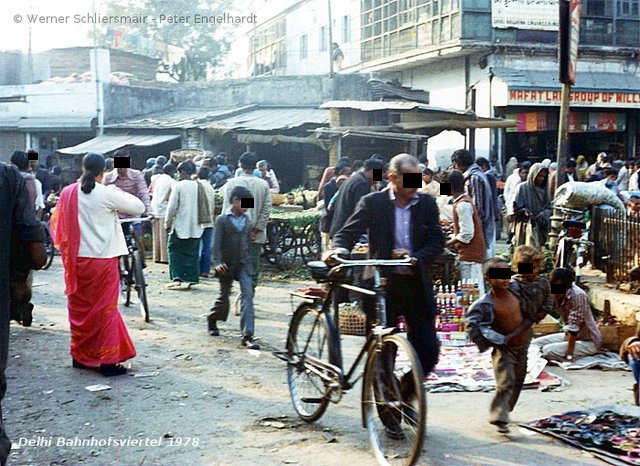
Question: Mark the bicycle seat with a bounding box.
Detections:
[562,219,586,230]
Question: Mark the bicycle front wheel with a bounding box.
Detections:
[132,250,149,322]
[286,303,335,423]
[42,226,54,270]
[362,333,426,466]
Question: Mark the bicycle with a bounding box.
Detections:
[277,256,426,466]
[552,206,593,284]
[41,219,55,270]
[119,217,151,322]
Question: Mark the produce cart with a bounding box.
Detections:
[264,209,322,270]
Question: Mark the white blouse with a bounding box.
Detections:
[77,183,145,258]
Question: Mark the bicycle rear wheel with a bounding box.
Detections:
[119,256,132,307]
[132,250,149,322]
[362,333,426,466]
[286,303,335,422]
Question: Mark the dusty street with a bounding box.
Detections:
[5,260,635,466]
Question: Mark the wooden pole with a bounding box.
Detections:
[555,82,570,195]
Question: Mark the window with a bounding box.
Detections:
[618,0,640,16]
[300,34,308,59]
[319,26,328,51]
[343,15,350,42]
[360,0,459,61]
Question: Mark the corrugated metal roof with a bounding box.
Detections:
[17,116,92,130]
[320,100,471,115]
[58,134,180,155]
[207,107,328,132]
[106,107,253,129]
[492,68,640,92]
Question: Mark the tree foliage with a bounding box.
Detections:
[100,0,232,81]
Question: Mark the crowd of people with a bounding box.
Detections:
[1,144,639,463]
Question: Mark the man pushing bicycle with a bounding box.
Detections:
[325,153,444,378]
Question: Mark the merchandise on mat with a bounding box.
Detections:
[524,407,640,465]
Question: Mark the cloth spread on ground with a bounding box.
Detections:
[521,405,640,465]
[548,351,630,371]
[424,344,565,392]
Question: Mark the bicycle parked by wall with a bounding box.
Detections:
[119,217,150,322]
[276,256,426,466]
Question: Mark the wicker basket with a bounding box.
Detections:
[272,193,287,206]
[600,324,637,351]
[338,303,367,336]
[170,148,205,164]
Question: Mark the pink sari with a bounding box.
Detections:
[51,184,136,366]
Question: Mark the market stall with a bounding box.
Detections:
[264,189,322,270]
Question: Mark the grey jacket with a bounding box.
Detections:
[465,282,523,352]
[212,212,253,277]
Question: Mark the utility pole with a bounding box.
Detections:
[328,0,334,77]
[92,0,104,136]
[556,0,580,195]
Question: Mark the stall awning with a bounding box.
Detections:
[492,68,640,108]
[314,127,429,141]
[57,134,181,155]
[395,118,516,131]
[236,133,331,149]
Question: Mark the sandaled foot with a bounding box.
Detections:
[100,364,127,377]
[166,280,183,290]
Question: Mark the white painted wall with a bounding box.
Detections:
[283,0,361,75]
[383,54,495,169]
[0,82,97,123]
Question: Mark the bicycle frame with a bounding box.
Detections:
[299,257,412,392]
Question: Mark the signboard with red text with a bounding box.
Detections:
[507,89,640,108]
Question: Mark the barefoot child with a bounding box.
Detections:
[466,257,530,434]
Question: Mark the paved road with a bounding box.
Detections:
[4,260,634,465]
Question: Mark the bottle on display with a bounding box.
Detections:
[397,315,408,332]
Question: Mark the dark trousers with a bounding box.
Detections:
[208,266,255,338]
[386,274,439,375]
[0,294,12,464]
[362,274,439,376]
[490,339,530,424]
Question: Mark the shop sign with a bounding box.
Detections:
[492,0,558,31]
[508,89,640,108]
[507,111,626,133]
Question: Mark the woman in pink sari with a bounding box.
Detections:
[51,153,144,376]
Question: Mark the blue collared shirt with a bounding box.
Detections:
[388,188,419,253]
[226,207,247,232]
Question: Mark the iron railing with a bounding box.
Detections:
[591,206,640,283]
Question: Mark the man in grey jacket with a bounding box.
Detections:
[221,152,272,290]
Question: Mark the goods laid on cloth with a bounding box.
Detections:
[522,405,640,465]
[548,351,630,371]
[424,344,565,393]
[554,181,625,212]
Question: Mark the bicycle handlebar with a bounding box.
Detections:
[331,256,414,267]
[119,217,152,224]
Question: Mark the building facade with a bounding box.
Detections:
[348,0,640,168]
[247,0,361,76]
